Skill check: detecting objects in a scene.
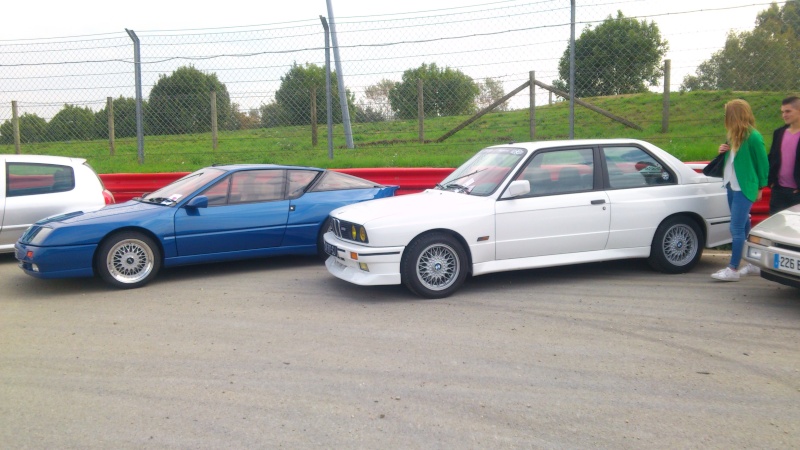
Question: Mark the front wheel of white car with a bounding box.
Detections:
[402,232,468,299]
[97,231,162,289]
[647,216,704,274]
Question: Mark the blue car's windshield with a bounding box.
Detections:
[138,168,226,206]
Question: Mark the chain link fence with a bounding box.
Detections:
[0,1,796,164]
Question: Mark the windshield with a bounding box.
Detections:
[138,167,226,206]
[437,146,527,196]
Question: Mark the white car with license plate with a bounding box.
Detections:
[743,204,800,288]
[323,139,732,298]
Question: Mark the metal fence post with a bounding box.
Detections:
[325,0,354,149]
[320,16,334,160]
[11,101,20,154]
[125,29,145,164]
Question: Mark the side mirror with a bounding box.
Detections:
[501,180,530,199]
[185,195,208,209]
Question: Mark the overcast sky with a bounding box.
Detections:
[1,0,772,45]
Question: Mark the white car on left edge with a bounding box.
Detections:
[323,139,732,298]
[1,155,114,253]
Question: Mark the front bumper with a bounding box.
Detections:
[15,242,96,279]
[323,232,403,286]
[743,239,800,289]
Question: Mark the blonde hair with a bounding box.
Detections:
[724,99,756,150]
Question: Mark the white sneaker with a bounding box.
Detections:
[738,263,761,276]
[711,267,740,281]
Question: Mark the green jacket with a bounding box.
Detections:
[726,129,769,202]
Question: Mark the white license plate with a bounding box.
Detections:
[324,241,339,258]
[773,253,800,275]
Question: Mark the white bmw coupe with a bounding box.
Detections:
[323,139,732,298]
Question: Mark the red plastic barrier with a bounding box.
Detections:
[100,168,454,203]
[99,164,770,226]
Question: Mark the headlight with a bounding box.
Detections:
[28,226,54,245]
[341,221,368,243]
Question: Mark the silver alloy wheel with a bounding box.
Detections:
[415,243,460,291]
[105,238,155,284]
[661,223,698,266]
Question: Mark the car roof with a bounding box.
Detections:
[0,154,87,165]
[210,164,326,172]
[487,139,654,151]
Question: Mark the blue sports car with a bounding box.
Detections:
[15,164,397,288]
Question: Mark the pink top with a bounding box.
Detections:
[778,129,800,189]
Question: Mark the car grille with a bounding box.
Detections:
[331,217,361,243]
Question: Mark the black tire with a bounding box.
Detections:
[647,216,704,274]
[401,232,468,299]
[316,217,333,260]
[96,231,161,289]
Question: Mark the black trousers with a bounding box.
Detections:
[769,184,800,215]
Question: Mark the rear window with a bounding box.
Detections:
[311,171,379,192]
[6,163,75,197]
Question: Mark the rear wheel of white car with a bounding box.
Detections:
[648,216,703,274]
[402,232,468,299]
[97,231,161,289]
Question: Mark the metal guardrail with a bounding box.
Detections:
[100,163,770,225]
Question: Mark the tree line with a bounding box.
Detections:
[2,2,796,144]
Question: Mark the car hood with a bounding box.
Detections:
[36,200,165,226]
[751,204,800,243]
[330,189,488,225]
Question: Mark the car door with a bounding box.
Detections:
[0,161,77,249]
[600,145,680,249]
[173,169,290,257]
[495,147,611,259]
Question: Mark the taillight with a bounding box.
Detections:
[103,189,116,205]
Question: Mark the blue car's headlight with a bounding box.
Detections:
[24,226,54,246]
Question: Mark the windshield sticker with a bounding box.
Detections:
[166,194,182,203]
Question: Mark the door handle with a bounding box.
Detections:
[591,199,606,205]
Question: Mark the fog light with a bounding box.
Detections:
[358,262,369,272]
[746,247,762,259]
[32,264,40,272]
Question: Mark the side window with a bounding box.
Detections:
[7,163,75,197]
[202,176,232,206]
[287,170,319,199]
[234,170,286,203]
[603,146,675,189]
[514,148,594,196]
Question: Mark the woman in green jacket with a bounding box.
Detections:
[712,99,769,281]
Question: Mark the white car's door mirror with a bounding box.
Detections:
[502,180,530,199]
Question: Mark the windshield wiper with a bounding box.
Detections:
[144,196,176,205]
[435,168,485,193]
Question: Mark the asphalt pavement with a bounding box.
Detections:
[1,251,799,449]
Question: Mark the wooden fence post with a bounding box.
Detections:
[417,79,424,143]
[529,71,536,140]
[210,91,218,150]
[662,59,671,133]
[107,97,116,156]
[311,88,318,147]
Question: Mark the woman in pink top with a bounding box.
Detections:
[767,96,800,215]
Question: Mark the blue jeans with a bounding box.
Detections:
[726,185,753,269]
